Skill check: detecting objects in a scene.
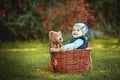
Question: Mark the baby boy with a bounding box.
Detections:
[61,23,88,50]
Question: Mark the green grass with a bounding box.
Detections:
[0,38,120,80]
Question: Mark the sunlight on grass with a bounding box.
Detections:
[113,40,118,43]
[96,44,103,48]
[0,48,39,51]
[91,38,120,50]
[111,45,117,48]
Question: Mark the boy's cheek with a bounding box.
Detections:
[78,34,82,37]
[72,35,79,38]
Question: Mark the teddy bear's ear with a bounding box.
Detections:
[58,31,62,35]
[49,31,54,37]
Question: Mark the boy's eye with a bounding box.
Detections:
[77,29,80,31]
[73,29,75,31]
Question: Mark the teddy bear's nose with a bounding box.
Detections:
[59,38,63,41]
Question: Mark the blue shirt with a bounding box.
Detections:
[62,36,87,50]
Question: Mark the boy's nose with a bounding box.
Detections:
[74,31,77,33]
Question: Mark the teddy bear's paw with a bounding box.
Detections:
[50,48,60,52]
[59,48,66,52]
[85,47,91,50]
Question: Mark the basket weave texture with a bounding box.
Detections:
[50,49,91,73]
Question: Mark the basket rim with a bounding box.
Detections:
[50,47,91,53]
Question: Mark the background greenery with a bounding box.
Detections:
[0,0,120,41]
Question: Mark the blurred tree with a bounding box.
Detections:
[0,0,96,41]
[39,0,96,33]
[88,0,120,41]
[0,0,44,41]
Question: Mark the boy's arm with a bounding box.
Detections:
[61,39,83,50]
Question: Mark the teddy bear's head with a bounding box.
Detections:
[49,31,63,48]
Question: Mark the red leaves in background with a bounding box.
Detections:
[0,9,6,17]
[0,0,96,33]
[38,0,96,32]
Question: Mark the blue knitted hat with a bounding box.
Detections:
[73,23,88,35]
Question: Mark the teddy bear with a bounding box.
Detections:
[49,31,63,72]
[49,31,63,48]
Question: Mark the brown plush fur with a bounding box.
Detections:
[49,31,63,48]
[49,31,63,72]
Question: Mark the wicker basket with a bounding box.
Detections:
[50,48,91,73]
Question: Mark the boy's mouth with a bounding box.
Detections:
[73,33,78,35]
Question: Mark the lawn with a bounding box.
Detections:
[0,38,120,80]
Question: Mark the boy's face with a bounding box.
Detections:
[72,26,83,38]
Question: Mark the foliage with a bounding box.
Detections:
[0,0,96,41]
[0,0,45,41]
[39,0,95,32]
[0,0,119,41]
